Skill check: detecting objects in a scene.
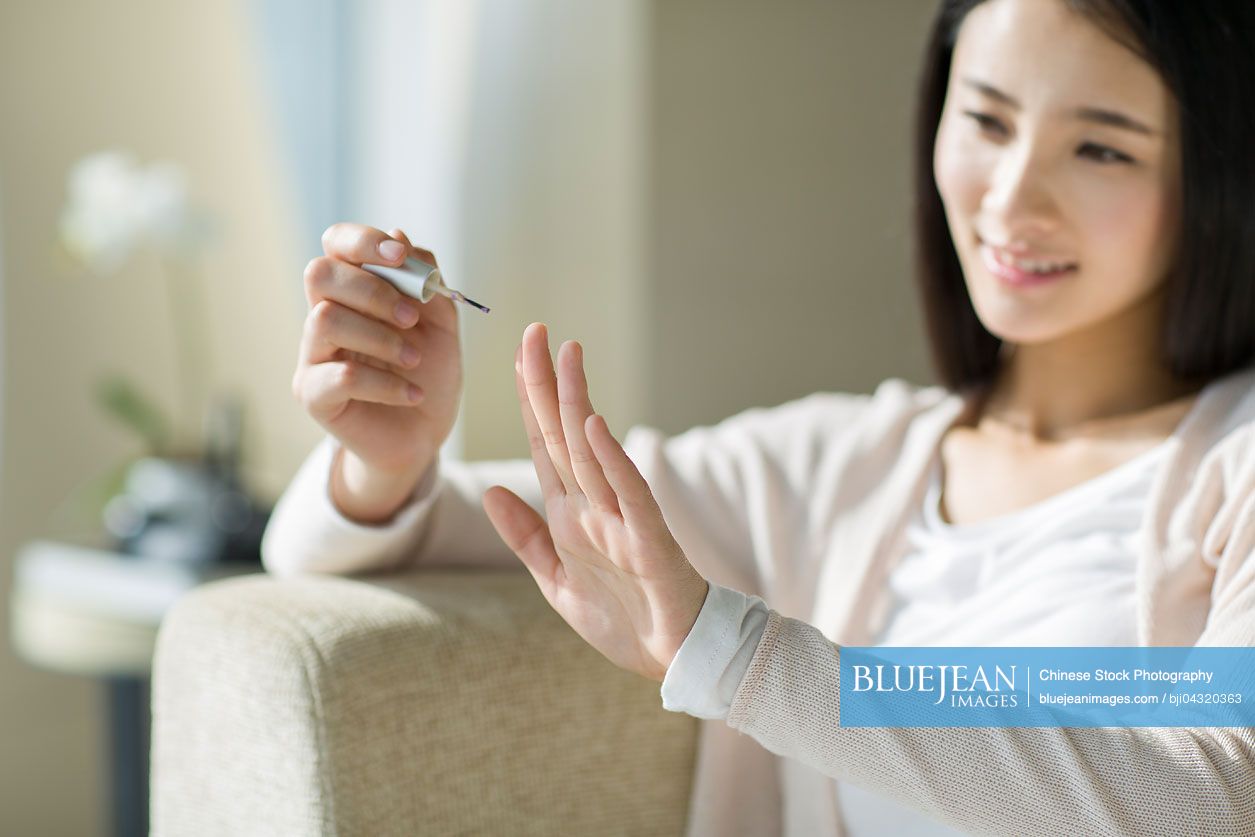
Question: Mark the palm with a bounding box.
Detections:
[543,494,689,677]
[482,324,709,683]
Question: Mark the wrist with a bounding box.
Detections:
[330,446,433,525]
[659,575,712,682]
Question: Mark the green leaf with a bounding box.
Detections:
[95,374,172,456]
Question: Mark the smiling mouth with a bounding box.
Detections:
[978,243,1078,286]
[977,237,1079,273]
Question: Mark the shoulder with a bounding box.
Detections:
[1190,366,1255,479]
[623,376,959,468]
[1173,366,1255,566]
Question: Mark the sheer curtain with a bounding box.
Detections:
[345,0,480,457]
[250,0,648,460]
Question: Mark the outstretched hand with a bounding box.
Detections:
[481,322,710,683]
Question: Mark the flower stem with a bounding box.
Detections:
[159,253,213,456]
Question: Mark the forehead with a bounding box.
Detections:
[951,0,1169,123]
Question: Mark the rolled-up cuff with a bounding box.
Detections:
[660,581,770,720]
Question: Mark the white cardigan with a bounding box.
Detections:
[664,433,1171,835]
[261,365,1255,836]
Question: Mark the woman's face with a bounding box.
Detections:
[933,0,1180,348]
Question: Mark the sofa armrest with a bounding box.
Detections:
[151,569,699,836]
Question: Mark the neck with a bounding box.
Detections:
[976,293,1206,443]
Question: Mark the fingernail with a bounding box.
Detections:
[379,240,405,261]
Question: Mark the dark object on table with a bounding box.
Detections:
[102,398,271,565]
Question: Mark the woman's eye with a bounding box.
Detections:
[1077,143,1134,165]
[960,111,1136,166]
[962,111,1006,134]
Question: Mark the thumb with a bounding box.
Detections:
[482,486,561,595]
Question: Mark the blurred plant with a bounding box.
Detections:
[49,150,250,541]
[57,150,217,457]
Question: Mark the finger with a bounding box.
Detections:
[515,343,566,500]
[296,360,423,422]
[321,222,408,267]
[556,341,619,514]
[304,255,426,329]
[301,300,422,369]
[585,413,667,535]
[521,322,579,494]
[386,228,438,267]
[482,485,563,599]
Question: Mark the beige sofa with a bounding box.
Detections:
[150,569,700,836]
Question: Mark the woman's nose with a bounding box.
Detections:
[981,145,1059,237]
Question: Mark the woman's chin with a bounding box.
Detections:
[972,311,1074,347]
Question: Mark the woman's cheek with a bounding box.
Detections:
[1072,176,1164,272]
[934,124,989,213]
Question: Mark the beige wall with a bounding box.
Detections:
[0,0,938,832]
[648,0,939,433]
[0,1,312,833]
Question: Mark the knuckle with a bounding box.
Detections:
[321,223,346,254]
[303,256,332,294]
[333,360,359,390]
[527,431,547,452]
[368,279,397,316]
[541,428,565,446]
[308,299,338,333]
[569,448,597,465]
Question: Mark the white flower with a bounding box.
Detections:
[59,150,208,275]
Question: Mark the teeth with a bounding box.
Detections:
[992,247,1074,274]
[1015,258,1071,273]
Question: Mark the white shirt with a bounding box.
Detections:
[663,438,1169,835]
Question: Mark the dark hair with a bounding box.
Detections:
[913,0,1255,393]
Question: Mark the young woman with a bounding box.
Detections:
[267,0,1255,833]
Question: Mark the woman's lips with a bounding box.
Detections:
[978,243,1077,288]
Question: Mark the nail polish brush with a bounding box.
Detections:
[362,255,491,314]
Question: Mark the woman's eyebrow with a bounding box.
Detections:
[960,77,1159,136]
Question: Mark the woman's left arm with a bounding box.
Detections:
[485,323,1255,834]
[723,605,1255,835]
[481,322,711,683]
[718,461,1255,836]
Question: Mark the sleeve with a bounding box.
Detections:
[259,434,445,577]
[660,581,770,720]
[713,438,1255,837]
[260,391,866,586]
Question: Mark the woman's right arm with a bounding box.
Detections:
[260,400,795,587]
[259,432,542,577]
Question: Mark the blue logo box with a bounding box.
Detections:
[839,647,1255,728]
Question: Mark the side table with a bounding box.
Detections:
[9,539,261,837]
